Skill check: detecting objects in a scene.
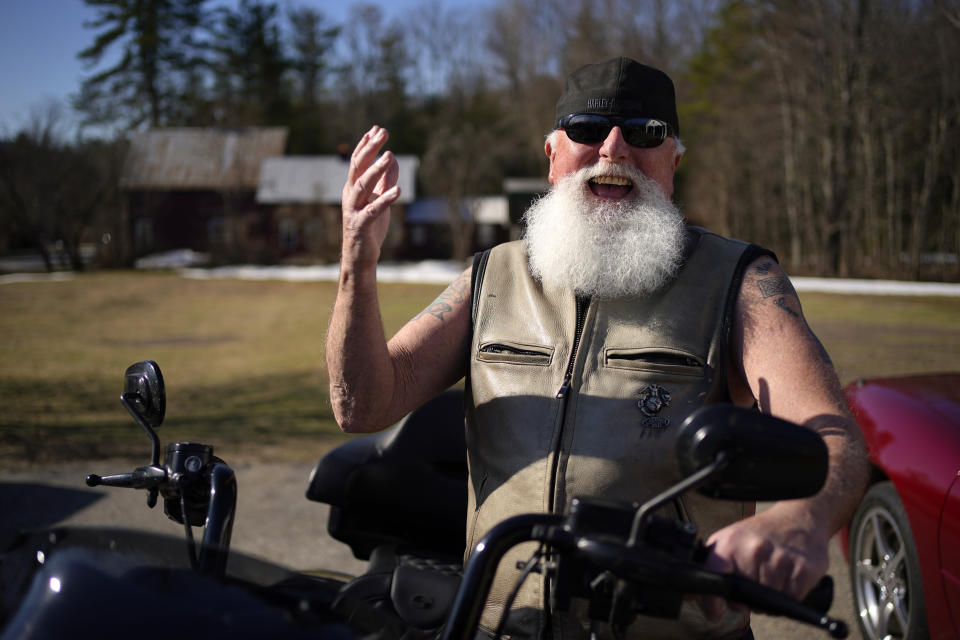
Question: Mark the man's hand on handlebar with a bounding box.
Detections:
[700,508,830,620]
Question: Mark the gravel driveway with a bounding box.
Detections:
[0,461,862,639]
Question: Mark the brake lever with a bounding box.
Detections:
[86,465,167,509]
[86,465,167,489]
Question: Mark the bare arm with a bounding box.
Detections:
[325,126,471,433]
[705,257,869,608]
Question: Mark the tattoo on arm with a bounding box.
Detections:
[773,297,799,318]
[757,276,796,299]
[758,276,802,319]
[415,271,470,322]
[750,264,835,368]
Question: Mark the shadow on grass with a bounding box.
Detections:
[1,370,344,465]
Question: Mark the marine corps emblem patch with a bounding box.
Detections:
[637,384,671,429]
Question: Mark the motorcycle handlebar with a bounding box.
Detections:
[572,536,847,637]
[86,458,237,580]
[440,514,564,640]
[723,573,846,637]
[440,513,849,640]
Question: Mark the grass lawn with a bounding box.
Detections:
[0,271,443,466]
[1,271,958,467]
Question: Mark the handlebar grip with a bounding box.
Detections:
[86,473,135,487]
[802,575,834,615]
[725,573,848,638]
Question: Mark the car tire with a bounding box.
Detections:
[849,481,929,640]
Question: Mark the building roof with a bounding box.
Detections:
[120,127,288,190]
[503,177,550,194]
[256,156,419,205]
[406,196,509,224]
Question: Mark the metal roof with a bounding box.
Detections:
[406,196,508,224]
[256,156,419,204]
[503,177,550,193]
[120,128,288,190]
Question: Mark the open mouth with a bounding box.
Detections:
[588,175,634,199]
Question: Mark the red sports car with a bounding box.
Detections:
[843,373,960,640]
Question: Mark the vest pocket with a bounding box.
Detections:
[604,347,704,377]
[477,341,554,366]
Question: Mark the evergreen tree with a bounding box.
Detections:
[74,0,208,129]
[286,7,340,153]
[211,0,291,127]
[289,7,339,111]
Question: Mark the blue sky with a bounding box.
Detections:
[0,0,479,136]
[0,1,96,133]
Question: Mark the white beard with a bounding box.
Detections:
[523,163,686,298]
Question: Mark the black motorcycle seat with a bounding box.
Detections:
[306,389,468,559]
[307,389,466,505]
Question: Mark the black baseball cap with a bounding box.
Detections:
[555,57,679,135]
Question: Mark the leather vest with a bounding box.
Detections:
[464,227,772,639]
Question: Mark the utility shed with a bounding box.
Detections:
[121,128,288,263]
[503,177,550,226]
[404,196,510,260]
[256,155,419,262]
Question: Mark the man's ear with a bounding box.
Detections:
[671,138,684,172]
[545,136,557,185]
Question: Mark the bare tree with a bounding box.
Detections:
[420,121,507,261]
[679,0,959,279]
[0,102,123,271]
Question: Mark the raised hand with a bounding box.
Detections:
[340,125,401,267]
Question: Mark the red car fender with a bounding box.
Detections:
[940,475,960,635]
[843,375,960,640]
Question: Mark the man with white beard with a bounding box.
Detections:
[326,57,867,640]
[524,160,686,298]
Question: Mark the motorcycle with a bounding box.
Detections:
[0,361,850,639]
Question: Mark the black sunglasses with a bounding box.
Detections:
[556,114,673,148]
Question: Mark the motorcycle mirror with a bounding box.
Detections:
[122,360,166,429]
[674,404,828,501]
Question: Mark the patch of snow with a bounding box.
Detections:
[179,262,960,296]
[792,277,960,297]
[135,249,211,270]
[180,260,466,285]
[3,255,958,296]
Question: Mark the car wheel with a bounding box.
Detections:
[849,481,928,640]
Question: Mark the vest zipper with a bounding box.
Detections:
[556,296,590,399]
[549,294,590,508]
[544,294,590,638]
